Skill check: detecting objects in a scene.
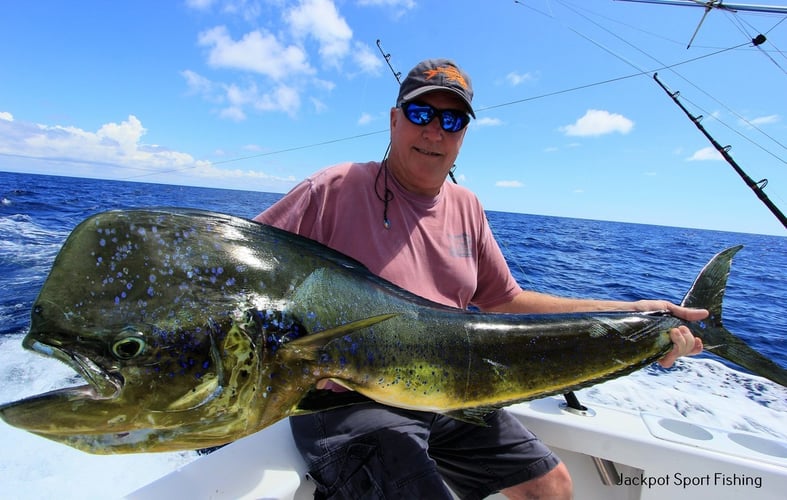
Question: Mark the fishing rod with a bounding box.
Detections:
[376,39,402,84]
[653,73,787,230]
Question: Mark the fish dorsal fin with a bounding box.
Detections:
[680,245,742,317]
[282,313,398,359]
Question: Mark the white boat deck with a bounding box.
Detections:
[126,397,787,499]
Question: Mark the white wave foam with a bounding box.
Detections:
[577,358,787,440]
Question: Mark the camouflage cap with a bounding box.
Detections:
[396,59,475,118]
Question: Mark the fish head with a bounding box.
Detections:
[0,209,309,453]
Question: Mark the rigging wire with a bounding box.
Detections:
[514,0,787,216]
[720,7,787,74]
[528,2,787,168]
[98,1,784,184]
[525,0,787,163]
[101,39,756,182]
[766,16,787,65]
[119,129,388,180]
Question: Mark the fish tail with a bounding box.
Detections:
[682,245,787,387]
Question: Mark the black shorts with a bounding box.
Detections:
[289,402,560,500]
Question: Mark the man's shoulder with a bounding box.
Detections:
[310,161,379,186]
[443,179,484,207]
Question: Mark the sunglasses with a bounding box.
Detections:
[400,102,470,133]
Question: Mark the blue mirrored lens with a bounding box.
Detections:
[406,104,435,125]
[403,103,469,133]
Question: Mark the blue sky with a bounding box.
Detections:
[1,0,786,235]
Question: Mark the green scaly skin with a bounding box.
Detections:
[0,209,783,454]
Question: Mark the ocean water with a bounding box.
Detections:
[0,171,785,499]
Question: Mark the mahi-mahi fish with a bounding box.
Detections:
[0,208,784,454]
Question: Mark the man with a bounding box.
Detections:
[254,59,704,499]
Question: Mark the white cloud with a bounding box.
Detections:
[188,25,310,118]
[496,180,524,188]
[182,70,302,119]
[96,115,147,152]
[0,111,13,122]
[357,0,415,7]
[286,0,352,68]
[0,115,197,170]
[311,97,328,113]
[351,42,384,75]
[356,0,416,18]
[185,0,262,21]
[221,0,262,21]
[219,106,246,121]
[181,70,215,97]
[253,84,301,115]
[358,112,374,125]
[687,147,723,161]
[183,1,388,120]
[560,109,634,137]
[475,117,503,127]
[184,0,216,9]
[0,114,297,190]
[198,26,312,80]
[747,114,780,126]
[505,71,536,86]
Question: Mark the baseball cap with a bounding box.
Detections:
[396,59,475,118]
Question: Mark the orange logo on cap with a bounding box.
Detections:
[423,65,468,90]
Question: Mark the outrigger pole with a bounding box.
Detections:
[653,73,787,230]
[616,0,787,48]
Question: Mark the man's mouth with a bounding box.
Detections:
[413,146,442,157]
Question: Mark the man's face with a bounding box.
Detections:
[387,91,469,197]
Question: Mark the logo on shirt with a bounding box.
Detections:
[449,233,472,258]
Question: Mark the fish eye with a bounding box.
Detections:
[112,331,146,360]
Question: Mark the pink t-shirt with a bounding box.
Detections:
[254,161,521,310]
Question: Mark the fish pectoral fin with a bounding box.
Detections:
[443,406,500,426]
[287,313,399,351]
[292,387,374,415]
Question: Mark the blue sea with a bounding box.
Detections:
[1,170,785,499]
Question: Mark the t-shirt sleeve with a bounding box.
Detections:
[253,178,322,239]
[470,212,523,310]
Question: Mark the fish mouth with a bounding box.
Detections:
[0,338,124,436]
[24,339,123,400]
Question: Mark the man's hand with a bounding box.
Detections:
[659,326,703,368]
[631,301,706,368]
